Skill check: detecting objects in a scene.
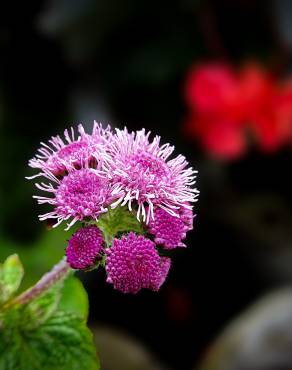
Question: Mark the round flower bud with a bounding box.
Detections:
[148,208,192,249]
[105,232,171,294]
[66,225,104,269]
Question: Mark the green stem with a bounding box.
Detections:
[12,258,71,306]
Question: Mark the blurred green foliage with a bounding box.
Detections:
[0,228,70,289]
[0,254,97,370]
[0,228,89,317]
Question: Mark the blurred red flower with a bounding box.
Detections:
[184,62,292,159]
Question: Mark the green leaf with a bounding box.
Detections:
[0,310,99,370]
[0,254,24,305]
[21,280,63,330]
[59,275,89,319]
[0,256,99,370]
[0,226,76,291]
[98,206,145,246]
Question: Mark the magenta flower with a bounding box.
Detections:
[148,207,192,249]
[29,122,112,176]
[109,128,199,223]
[66,225,104,269]
[180,206,194,232]
[28,122,199,291]
[105,232,171,293]
[34,168,113,229]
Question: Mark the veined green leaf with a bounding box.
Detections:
[0,310,99,370]
[0,256,99,370]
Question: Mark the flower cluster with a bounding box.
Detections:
[105,232,171,294]
[28,122,198,293]
[184,62,292,159]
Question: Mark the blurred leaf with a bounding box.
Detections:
[0,255,99,370]
[22,280,64,330]
[0,227,75,290]
[59,275,89,319]
[0,229,90,336]
[0,254,24,305]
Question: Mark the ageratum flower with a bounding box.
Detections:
[109,128,199,223]
[28,122,112,177]
[148,208,193,249]
[28,122,198,294]
[66,225,104,269]
[105,232,171,294]
[33,168,114,229]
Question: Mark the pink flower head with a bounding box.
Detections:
[105,232,171,294]
[180,206,195,232]
[148,207,193,249]
[29,122,112,177]
[33,168,113,229]
[109,128,199,223]
[66,225,104,269]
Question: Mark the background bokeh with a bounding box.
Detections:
[1,1,292,369]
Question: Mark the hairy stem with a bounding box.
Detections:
[12,258,71,306]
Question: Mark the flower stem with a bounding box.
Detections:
[12,258,71,306]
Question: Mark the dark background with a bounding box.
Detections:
[1,1,292,369]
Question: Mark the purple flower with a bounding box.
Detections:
[34,168,113,229]
[27,123,200,294]
[105,232,171,294]
[109,128,199,223]
[148,207,193,249]
[29,122,112,176]
[180,206,195,232]
[66,225,104,269]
